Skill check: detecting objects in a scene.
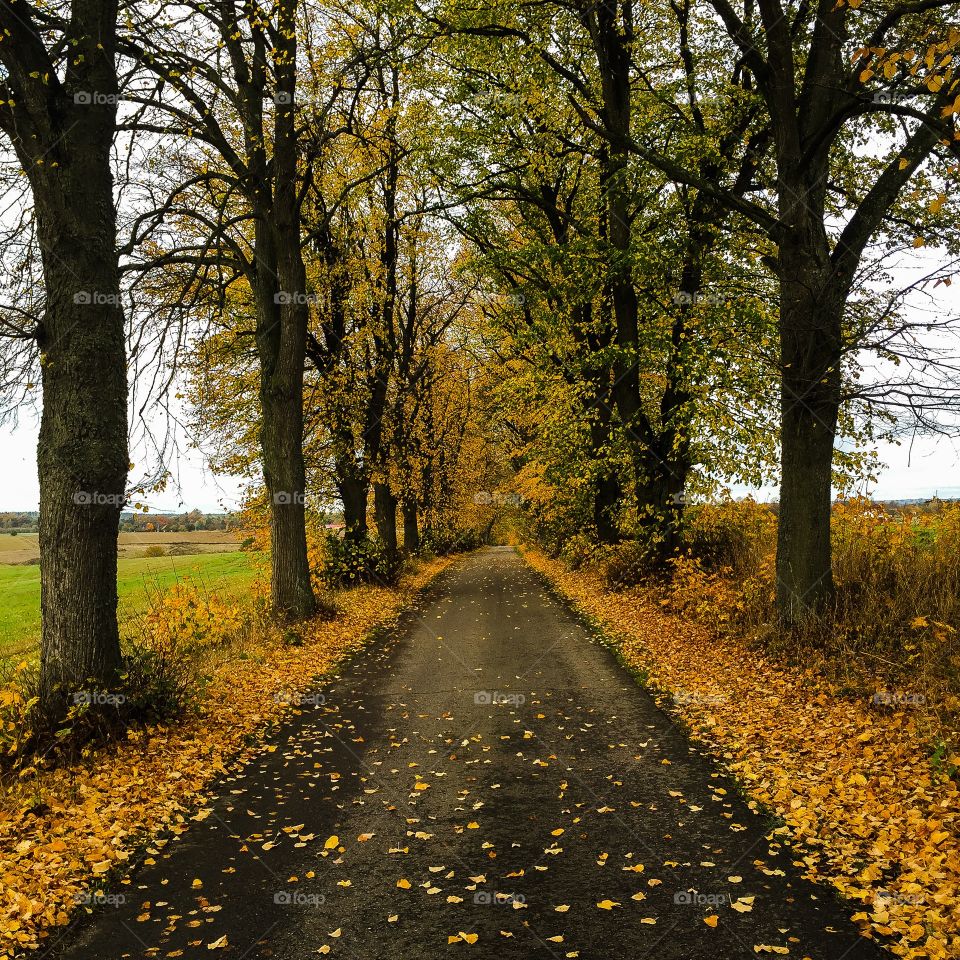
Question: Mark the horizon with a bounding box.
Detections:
[4,417,960,512]
[3,420,960,510]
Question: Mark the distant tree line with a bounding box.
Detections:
[0,511,235,533]
[119,511,236,533]
[0,512,39,532]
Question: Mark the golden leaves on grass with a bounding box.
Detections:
[523,547,960,960]
[0,558,453,958]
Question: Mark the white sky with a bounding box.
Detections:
[1,412,957,511]
[0,415,247,513]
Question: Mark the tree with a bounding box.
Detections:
[0,0,128,713]
[655,0,960,621]
[123,0,326,619]
[435,0,780,551]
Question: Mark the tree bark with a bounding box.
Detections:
[252,0,315,621]
[402,499,420,553]
[775,219,842,622]
[337,466,369,541]
[253,220,315,621]
[593,471,622,545]
[36,191,128,712]
[374,482,398,556]
[0,0,130,716]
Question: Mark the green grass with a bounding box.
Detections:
[0,551,259,661]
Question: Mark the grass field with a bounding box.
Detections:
[0,551,260,661]
[0,530,240,565]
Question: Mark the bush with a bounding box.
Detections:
[682,497,777,574]
[118,642,199,723]
[0,661,41,762]
[599,539,655,588]
[143,544,167,558]
[142,582,249,653]
[558,532,601,571]
[0,644,199,767]
[320,534,401,588]
[420,525,485,556]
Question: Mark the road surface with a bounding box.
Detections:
[43,547,883,960]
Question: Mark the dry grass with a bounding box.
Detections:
[649,498,960,742]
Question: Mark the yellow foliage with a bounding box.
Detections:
[524,546,960,960]
[141,583,251,655]
[0,557,453,957]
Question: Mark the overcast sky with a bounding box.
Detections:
[1,412,957,512]
[0,416,248,513]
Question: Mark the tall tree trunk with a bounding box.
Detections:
[374,482,398,556]
[7,0,131,717]
[402,499,420,553]
[593,471,622,545]
[337,467,369,541]
[253,0,315,622]
[36,187,128,713]
[253,220,315,621]
[775,225,842,623]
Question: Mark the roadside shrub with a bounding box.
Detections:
[0,661,40,762]
[0,644,199,767]
[682,497,776,574]
[118,642,199,723]
[558,532,602,571]
[142,582,249,654]
[320,533,401,587]
[600,539,655,588]
[421,525,485,556]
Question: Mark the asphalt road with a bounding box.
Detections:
[42,546,884,960]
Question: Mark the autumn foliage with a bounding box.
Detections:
[524,546,960,960]
[0,557,453,957]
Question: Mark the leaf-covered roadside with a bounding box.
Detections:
[521,548,960,960]
[0,557,453,958]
